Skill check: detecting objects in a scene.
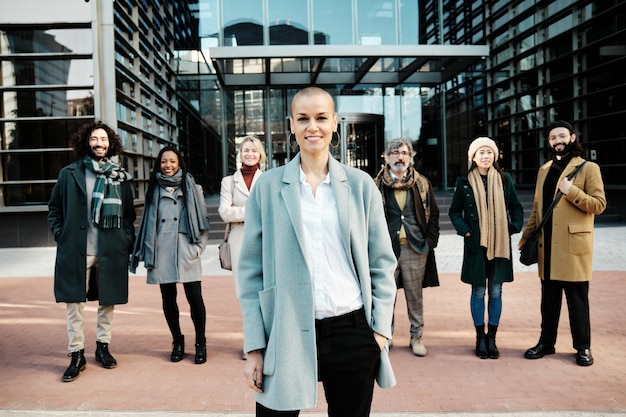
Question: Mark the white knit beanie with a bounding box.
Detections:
[468,137,499,168]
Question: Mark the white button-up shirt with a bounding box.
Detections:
[299,168,363,319]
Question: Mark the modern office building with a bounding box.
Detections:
[1,0,624,247]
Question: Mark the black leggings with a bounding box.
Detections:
[159,281,206,344]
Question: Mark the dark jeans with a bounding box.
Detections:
[539,280,590,350]
[256,307,381,417]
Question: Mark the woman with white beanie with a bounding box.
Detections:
[448,137,524,359]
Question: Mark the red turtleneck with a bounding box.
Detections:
[241,164,258,190]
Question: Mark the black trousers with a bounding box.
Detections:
[256,307,381,417]
[160,281,206,344]
[539,280,591,350]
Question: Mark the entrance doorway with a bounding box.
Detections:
[331,113,385,177]
[269,113,384,177]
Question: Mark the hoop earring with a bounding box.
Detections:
[288,132,298,151]
[331,131,340,148]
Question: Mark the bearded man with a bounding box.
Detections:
[374,138,440,356]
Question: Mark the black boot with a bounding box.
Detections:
[95,341,117,369]
[475,325,488,359]
[194,339,207,364]
[486,324,500,359]
[63,349,86,382]
[171,335,184,362]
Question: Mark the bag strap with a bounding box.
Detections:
[223,175,236,242]
[223,222,231,242]
[536,161,587,231]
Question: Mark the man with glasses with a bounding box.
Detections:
[374,138,440,356]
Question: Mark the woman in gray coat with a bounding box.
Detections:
[131,146,210,364]
[239,87,397,416]
[449,137,524,360]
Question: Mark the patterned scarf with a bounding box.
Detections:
[83,156,133,229]
[375,166,431,223]
[468,167,510,260]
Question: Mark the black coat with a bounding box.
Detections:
[374,174,440,288]
[48,161,135,305]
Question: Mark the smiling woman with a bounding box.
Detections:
[238,86,397,416]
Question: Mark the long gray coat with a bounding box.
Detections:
[239,154,398,411]
[146,184,208,284]
[48,161,135,305]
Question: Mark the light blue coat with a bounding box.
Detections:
[238,154,398,411]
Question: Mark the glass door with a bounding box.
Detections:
[335,113,385,177]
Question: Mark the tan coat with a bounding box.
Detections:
[522,156,606,281]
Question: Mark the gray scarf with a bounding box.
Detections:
[130,171,209,272]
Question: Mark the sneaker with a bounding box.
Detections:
[410,337,427,357]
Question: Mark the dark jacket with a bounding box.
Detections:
[374,171,440,288]
[48,160,135,305]
[448,172,524,286]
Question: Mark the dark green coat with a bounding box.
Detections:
[48,161,135,305]
[448,172,524,286]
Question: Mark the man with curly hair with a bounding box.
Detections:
[48,121,135,382]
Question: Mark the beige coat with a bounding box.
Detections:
[522,156,606,281]
[218,168,262,297]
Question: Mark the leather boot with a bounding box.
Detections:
[475,325,488,359]
[194,340,207,364]
[486,324,500,359]
[171,335,184,362]
[63,349,86,382]
[95,341,117,369]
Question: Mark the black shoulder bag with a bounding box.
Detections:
[520,161,587,266]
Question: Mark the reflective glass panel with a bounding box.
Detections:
[0,59,93,87]
[0,0,90,24]
[198,0,219,46]
[399,0,418,45]
[1,119,87,150]
[312,0,353,44]
[1,151,73,181]
[357,0,397,45]
[223,0,264,46]
[1,89,94,118]
[0,29,92,54]
[269,0,309,45]
[2,183,57,206]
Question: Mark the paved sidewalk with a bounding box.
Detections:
[0,226,625,417]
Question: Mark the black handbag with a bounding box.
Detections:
[519,161,586,266]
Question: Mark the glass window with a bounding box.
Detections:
[223,0,264,46]
[548,14,573,38]
[198,0,219,47]
[312,0,353,45]
[0,0,90,24]
[357,0,397,45]
[0,28,92,54]
[1,89,94,119]
[0,59,93,87]
[1,119,87,152]
[399,0,419,45]
[269,0,309,45]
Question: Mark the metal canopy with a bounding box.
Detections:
[208,44,489,88]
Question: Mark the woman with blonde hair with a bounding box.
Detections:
[218,136,266,360]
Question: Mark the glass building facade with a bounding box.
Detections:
[1,0,624,247]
